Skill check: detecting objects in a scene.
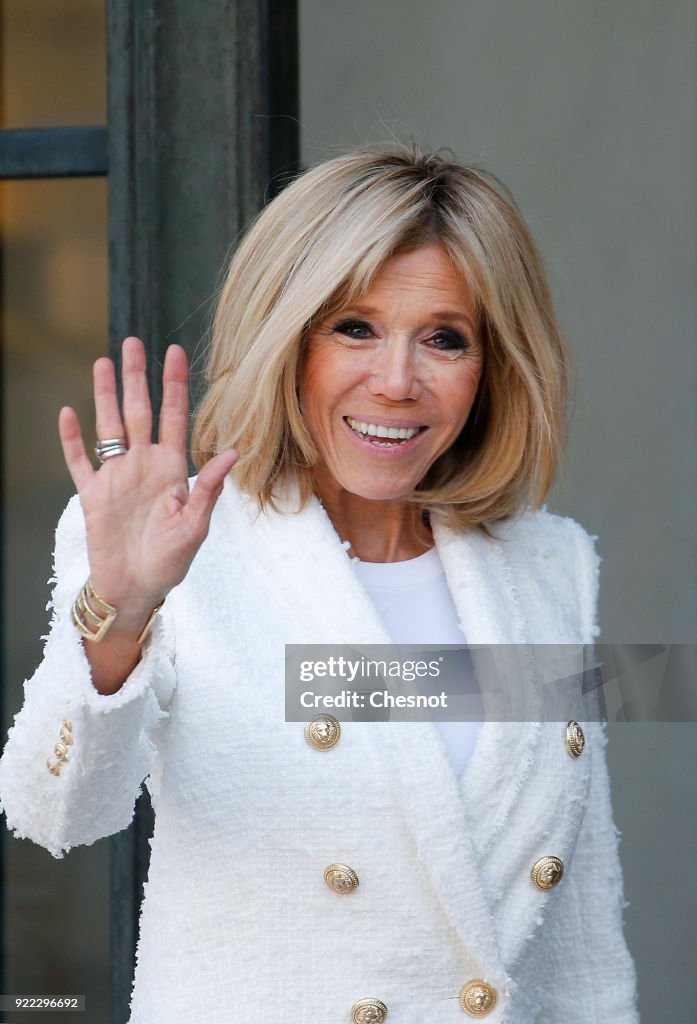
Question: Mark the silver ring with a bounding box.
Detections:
[97,446,128,462]
[95,437,129,464]
[95,437,127,450]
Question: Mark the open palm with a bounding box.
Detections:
[58,336,238,632]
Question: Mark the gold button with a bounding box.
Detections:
[304,713,341,751]
[531,855,564,890]
[459,980,497,1017]
[324,863,359,893]
[565,720,585,757]
[351,998,388,1023]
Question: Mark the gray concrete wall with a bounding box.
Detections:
[300,3,697,1019]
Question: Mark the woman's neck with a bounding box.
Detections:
[315,484,432,563]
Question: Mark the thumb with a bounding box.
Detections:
[186,450,239,524]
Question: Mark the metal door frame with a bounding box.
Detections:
[0,3,298,1018]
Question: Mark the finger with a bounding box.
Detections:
[94,357,125,443]
[58,406,95,491]
[159,344,189,450]
[185,450,239,527]
[121,336,153,445]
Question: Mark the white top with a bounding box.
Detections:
[353,547,483,779]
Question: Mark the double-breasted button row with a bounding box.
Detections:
[308,717,586,760]
[534,722,580,894]
[350,980,498,1021]
[311,720,359,898]
[309,717,506,1019]
[324,857,564,896]
[47,718,73,776]
[525,724,577,890]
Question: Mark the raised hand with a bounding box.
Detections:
[58,336,238,692]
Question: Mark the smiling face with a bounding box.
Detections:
[299,244,484,506]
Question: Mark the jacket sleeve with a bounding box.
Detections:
[0,494,178,859]
[537,720,640,1023]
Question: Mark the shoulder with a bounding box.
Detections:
[198,471,264,537]
[188,472,262,566]
[189,472,252,512]
[489,506,602,643]
[491,505,600,567]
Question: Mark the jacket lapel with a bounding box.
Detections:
[432,514,592,967]
[241,483,590,974]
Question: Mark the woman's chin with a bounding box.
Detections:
[313,459,425,504]
[336,477,419,504]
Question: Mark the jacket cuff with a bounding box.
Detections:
[0,597,177,858]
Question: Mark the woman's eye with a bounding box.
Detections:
[332,319,373,340]
[428,329,469,353]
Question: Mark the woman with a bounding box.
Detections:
[0,146,638,1023]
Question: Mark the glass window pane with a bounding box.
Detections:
[1,177,110,1021]
[0,0,106,129]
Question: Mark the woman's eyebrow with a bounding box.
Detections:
[430,310,478,332]
[334,304,477,333]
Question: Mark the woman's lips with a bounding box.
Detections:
[343,416,428,453]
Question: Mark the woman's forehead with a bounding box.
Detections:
[322,244,483,322]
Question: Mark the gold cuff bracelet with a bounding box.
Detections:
[71,577,162,645]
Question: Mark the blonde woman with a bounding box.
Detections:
[0,146,638,1023]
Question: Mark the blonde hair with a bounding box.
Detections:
[192,144,571,532]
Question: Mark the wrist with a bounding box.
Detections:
[72,578,164,645]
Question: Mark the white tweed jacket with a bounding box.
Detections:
[0,477,639,1024]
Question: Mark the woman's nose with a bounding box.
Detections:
[366,339,421,401]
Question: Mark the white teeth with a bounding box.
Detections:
[346,417,420,442]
